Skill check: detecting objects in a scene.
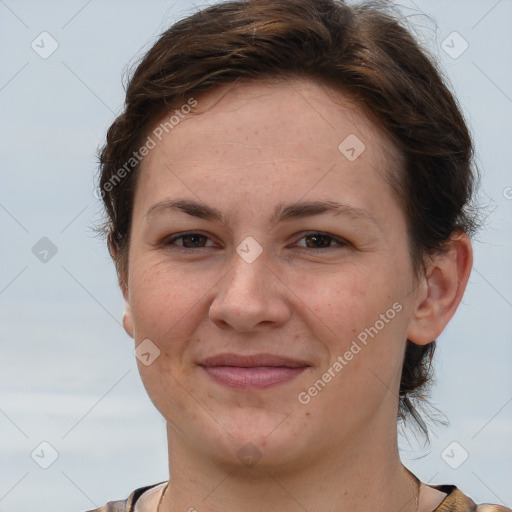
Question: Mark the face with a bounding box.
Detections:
[122,79,421,469]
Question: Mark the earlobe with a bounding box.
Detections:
[110,247,134,338]
[119,277,134,339]
[407,232,473,346]
[123,300,134,338]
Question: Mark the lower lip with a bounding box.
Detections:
[201,366,307,390]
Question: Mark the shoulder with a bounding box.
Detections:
[476,507,512,512]
[431,484,511,512]
[85,482,167,512]
[86,501,126,512]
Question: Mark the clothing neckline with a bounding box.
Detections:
[130,482,468,512]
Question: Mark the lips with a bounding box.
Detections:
[198,353,310,390]
[199,353,309,368]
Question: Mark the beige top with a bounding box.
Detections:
[88,482,512,512]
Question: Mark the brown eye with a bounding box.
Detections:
[304,234,333,248]
[180,234,208,248]
[165,232,214,249]
[295,232,348,250]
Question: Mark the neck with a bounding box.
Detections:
[159,419,418,512]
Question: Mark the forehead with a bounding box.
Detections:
[134,78,403,223]
[152,78,396,160]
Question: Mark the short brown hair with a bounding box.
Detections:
[98,0,479,436]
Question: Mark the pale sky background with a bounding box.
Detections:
[0,1,511,511]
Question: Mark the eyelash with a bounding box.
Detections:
[162,231,349,252]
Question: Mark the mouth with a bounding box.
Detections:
[198,353,310,390]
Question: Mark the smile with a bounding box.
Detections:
[198,353,310,390]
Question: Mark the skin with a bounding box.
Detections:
[120,79,473,512]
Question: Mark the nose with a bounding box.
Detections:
[208,249,292,332]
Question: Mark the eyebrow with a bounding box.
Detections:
[145,198,379,228]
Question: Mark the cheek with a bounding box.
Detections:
[130,270,210,402]
[128,265,205,416]
[128,261,209,350]
[295,262,391,331]
[298,261,410,373]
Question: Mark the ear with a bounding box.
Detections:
[119,275,134,339]
[110,240,134,339]
[407,232,473,345]
[122,297,134,339]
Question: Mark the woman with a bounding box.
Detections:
[91,0,510,511]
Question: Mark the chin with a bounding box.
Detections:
[190,409,315,471]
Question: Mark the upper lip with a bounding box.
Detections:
[199,353,310,368]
